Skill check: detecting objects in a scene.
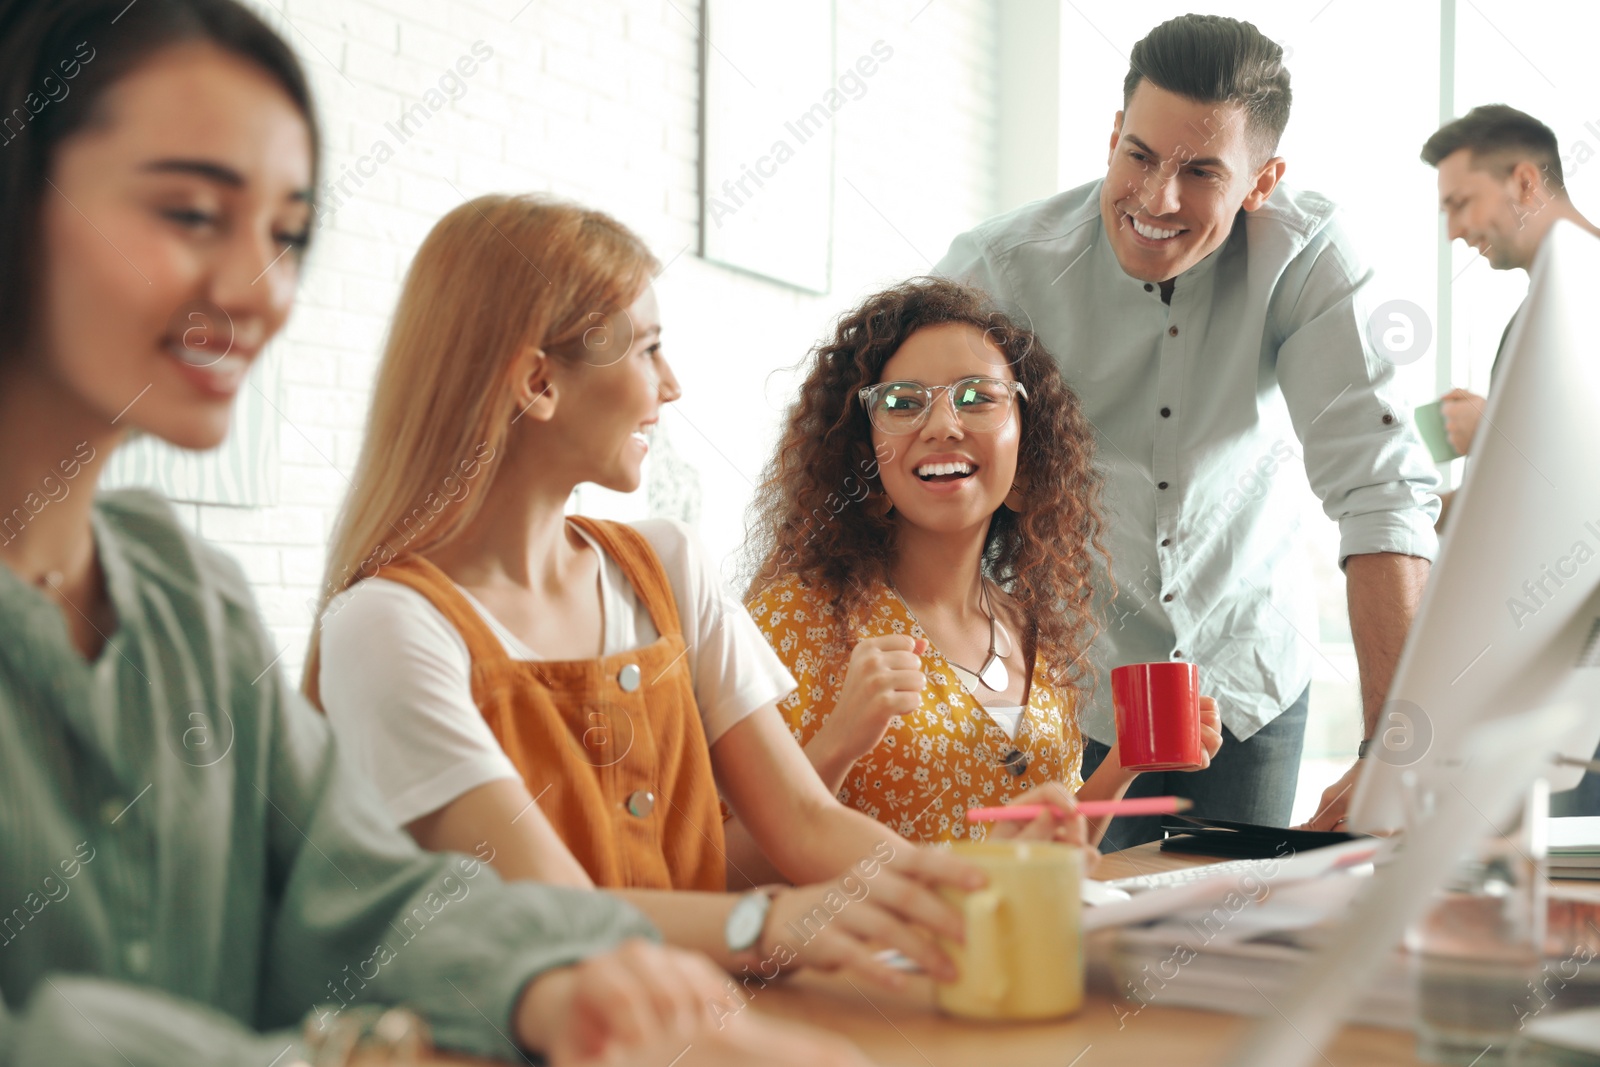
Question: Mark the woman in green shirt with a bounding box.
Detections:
[0,2,866,1065]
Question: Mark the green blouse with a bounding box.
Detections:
[0,490,656,1066]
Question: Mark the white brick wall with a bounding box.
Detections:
[204,0,1001,679]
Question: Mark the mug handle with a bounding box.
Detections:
[960,888,1008,1006]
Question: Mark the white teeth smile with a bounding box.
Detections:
[632,431,650,448]
[916,460,974,478]
[1131,216,1181,240]
[170,343,226,368]
[168,343,249,389]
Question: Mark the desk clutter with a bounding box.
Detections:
[1108,874,1414,1029]
[1549,816,1600,879]
[1076,823,1600,1066]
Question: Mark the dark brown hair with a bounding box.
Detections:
[0,0,321,347]
[744,277,1107,694]
[1123,14,1291,160]
[1422,104,1565,194]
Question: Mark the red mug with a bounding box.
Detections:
[1112,662,1203,771]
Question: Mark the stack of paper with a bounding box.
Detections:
[1549,817,1600,880]
[1109,875,1415,1030]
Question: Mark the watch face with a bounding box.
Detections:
[726,892,770,954]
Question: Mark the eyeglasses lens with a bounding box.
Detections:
[871,379,1012,432]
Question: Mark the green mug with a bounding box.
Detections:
[1414,400,1461,463]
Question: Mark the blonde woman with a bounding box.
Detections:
[307,194,1014,988]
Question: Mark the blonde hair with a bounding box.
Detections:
[302,193,658,705]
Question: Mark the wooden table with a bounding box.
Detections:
[752,842,1428,1066]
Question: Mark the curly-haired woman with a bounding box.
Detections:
[744,278,1222,847]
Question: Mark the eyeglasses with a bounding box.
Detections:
[857,377,1028,435]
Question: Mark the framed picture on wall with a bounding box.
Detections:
[699,0,835,293]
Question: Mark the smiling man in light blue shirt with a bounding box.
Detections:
[937,14,1440,846]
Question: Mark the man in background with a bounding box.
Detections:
[1423,105,1600,815]
[1425,105,1598,528]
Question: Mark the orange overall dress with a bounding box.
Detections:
[379,517,726,891]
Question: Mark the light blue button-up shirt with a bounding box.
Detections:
[936,180,1440,742]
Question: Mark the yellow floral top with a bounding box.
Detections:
[747,575,1084,843]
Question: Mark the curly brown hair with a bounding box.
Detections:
[743,276,1108,695]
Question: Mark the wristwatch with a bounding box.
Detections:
[1358,737,1373,759]
[725,886,780,966]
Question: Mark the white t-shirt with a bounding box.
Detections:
[982,704,1025,741]
[318,518,796,826]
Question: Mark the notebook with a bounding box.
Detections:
[1158,815,1360,859]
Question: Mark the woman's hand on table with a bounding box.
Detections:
[516,939,873,1066]
[761,840,985,989]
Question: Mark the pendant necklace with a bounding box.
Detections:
[961,578,1012,692]
[895,576,1012,693]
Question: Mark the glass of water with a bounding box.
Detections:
[1408,780,1549,1066]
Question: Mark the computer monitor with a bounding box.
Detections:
[1224,217,1600,1067]
[1349,218,1600,834]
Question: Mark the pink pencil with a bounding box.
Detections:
[964,796,1194,822]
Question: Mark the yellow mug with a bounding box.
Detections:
[935,839,1084,1021]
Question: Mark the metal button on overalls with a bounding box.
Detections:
[626,790,655,818]
[618,663,641,692]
